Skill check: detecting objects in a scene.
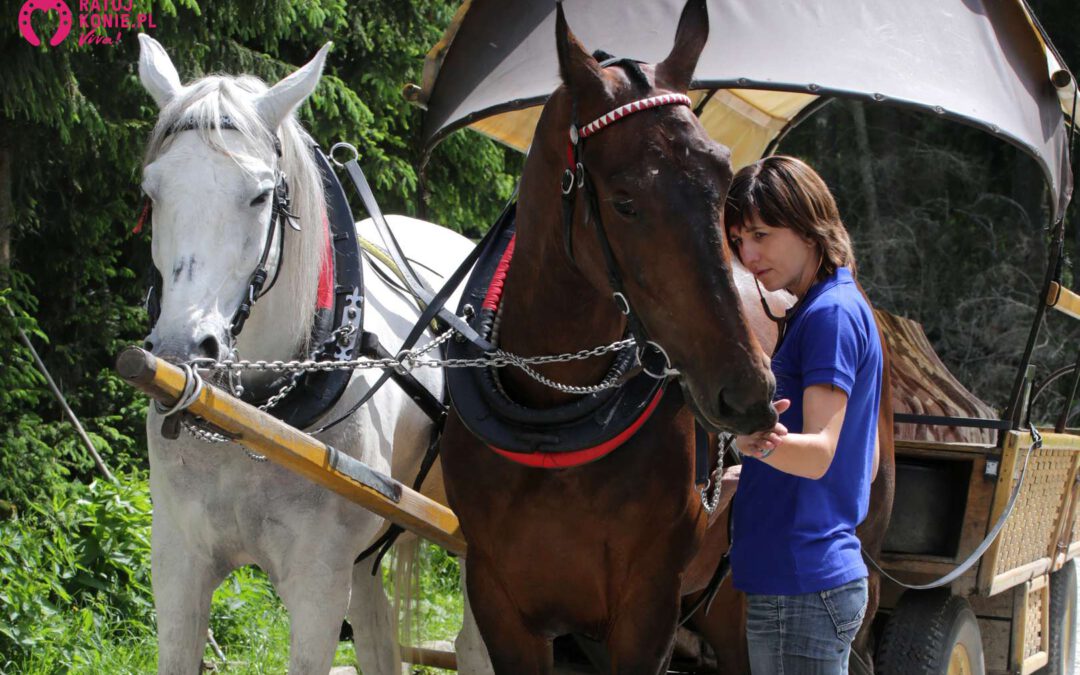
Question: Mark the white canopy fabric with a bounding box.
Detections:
[410,0,1075,220]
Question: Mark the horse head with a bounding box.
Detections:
[552,0,777,434]
[137,35,328,370]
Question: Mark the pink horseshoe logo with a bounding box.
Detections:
[18,0,72,47]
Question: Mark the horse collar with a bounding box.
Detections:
[445,204,669,468]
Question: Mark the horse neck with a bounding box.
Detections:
[496,103,627,407]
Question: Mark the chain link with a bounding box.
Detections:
[190,332,636,382]
[176,329,639,447]
[700,434,733,514]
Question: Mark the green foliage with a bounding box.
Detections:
[0,0,517,511]
[0,474,154,669]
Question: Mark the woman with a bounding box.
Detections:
[724,156,883,675]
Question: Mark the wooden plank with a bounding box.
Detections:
[980,432,1025,595]
[1046,281,1080,321]
[1022,653,1049,674]
[1050,453,1080,570]
[895,439,997,454]
[1011,583,1028,674]
[115,347,467,556]
[402,646,457,670]
[989,559,1052,597]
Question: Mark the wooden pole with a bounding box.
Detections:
[115,346,466,556]
[9,306,117,483]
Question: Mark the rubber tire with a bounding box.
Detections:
[1036,560,1077,675]
[876,589,986,675]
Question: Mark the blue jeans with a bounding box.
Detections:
[745,577,868,675]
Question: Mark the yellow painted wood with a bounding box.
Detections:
[1047,282,1080,321]
[116,348,466,556]
[980,431,1025,595]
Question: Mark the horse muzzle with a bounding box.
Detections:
[681,371,778,435]
[144,328,227,365]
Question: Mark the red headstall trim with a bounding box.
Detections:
[489,385,665,468]
[316,212,334,310]
[133,199,151,234]
[577,93,692,139]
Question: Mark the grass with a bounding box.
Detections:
[0,473,466,674]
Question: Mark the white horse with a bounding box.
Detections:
[137,35,492,674]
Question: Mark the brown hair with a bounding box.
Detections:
[724,155,856,281]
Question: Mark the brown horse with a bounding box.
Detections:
[681,261,897,673]
[440,2,778,673]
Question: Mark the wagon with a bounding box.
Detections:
[406,1,1080,673]
[119,1,1079,673]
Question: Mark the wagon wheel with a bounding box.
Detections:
[1036,560,1077,675]
[876,589,986,675]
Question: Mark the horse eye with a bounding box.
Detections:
[613,199,637,217]
[250,190,271,207]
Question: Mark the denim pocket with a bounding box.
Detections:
[820,578,868,642]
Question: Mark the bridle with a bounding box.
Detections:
[143,115,298,342]
[560,70,691,379]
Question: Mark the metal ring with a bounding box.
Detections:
[639,340,680,379]
[612,292,631,315]
[329,142,360,168]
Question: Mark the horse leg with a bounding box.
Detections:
[152,513,227,675]
[276,561,354,675]
[347,561,400,675]
[465,558,552,675]
[606,578,682,675]
[456,559,496,674]
[687,576,749,674]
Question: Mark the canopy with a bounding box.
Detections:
[409,0,1075,220]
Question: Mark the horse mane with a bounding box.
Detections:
[143,75,326,354]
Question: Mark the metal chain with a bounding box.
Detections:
[176,329,638,448]
[700,434,733,514]
[189,334,637,378]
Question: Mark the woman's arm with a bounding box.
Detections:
[738,384,848,479]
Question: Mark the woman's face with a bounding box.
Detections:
[729,214,819,296]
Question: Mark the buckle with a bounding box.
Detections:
[562,169,575,195]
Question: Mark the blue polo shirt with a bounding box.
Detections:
[731,267,882,595]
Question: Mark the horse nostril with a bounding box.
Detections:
[143,338,155,352]
[716,389,743,420]
[197,336,221,361]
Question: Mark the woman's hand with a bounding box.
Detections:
[737,399,791,459]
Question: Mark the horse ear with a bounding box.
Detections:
[655,0,709,92]
[255,42,332,131]
[138,34,184,108]
[555,3,604,96]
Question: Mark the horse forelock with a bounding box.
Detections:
[143,74,326,355]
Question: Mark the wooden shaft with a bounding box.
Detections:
[402,646,457,670]
[1047,282,1080,321]
[115,346,466,556]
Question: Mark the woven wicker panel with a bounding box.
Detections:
[1024,585,1045,659]
[994,448,1073,575]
